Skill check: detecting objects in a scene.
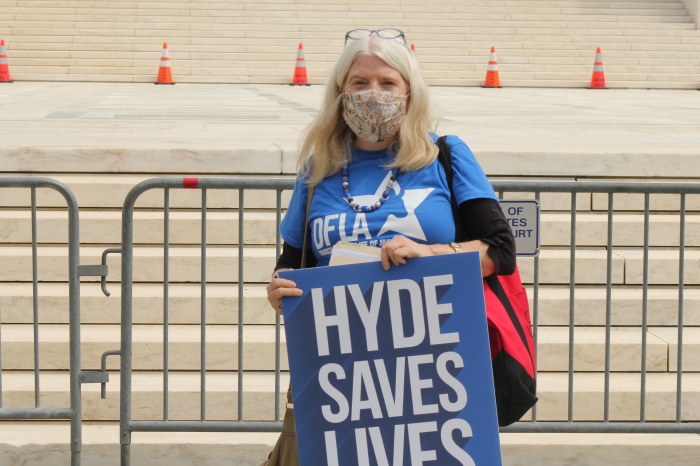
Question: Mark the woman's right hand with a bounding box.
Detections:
[266,268,303,316]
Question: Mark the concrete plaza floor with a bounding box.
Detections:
[1,82,699,177]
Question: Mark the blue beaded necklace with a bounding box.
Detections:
[342,163,397,212]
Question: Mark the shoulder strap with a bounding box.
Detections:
[436,135,453,186]
[436,136,466,242]
[301,185,314,269]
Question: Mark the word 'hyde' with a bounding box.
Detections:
[312,275,458,357]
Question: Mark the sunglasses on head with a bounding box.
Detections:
[344,28,407,46]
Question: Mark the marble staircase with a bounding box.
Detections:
[1,77,699,464]
[0,0,699,88]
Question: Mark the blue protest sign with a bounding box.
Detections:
[281,251,502,466]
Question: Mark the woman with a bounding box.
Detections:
[263,29,515,466]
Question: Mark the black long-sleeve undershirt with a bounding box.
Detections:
[274,197,515,275]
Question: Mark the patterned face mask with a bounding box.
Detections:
[342,89,408,143]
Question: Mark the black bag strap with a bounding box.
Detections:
[436,136,533,362]
[436,136,466,243]
[301,185,314,270]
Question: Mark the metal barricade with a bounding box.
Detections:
[111,177,294,464]
[0,177,108,465]
[109,177,700,465]
[493,180,700,434]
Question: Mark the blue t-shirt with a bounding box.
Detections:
[280,135,497,267]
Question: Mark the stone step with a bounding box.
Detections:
[8,39,700,57]
[0,324,289,372]
[0,173,262,209]
[137,73,700,89]
[0,245,277,283]
[0,209,281,246]
[510,41,700,51]
[26,70,700,87]
[530,285,700,327]
[0,141,290,173]
[535,326,697,372]
[0,178,696,209]
[2,246,700,285]
[5,13,694,24]
[1,421,698,465]
[1,370,289,422]
[5,30,698,44]
[0,17,691,27]
[416,54,700,67]
[0,282,273,325]
[1,324,697,372]
[4,174,685,213]
[540,213,700,247]
[428,77,700,88]
[414,69,693,82]
[12,66,700,83]
[9,39,689,57]
[514,14,693,22]
[2,209,700,247]
[617,249,700,285]
[9,56,700,76]
[519,249,625,285]
[528,371,700,422]
[502,187,700,213]
[2,282,699,327]
[1,0,687,8]
[3,4,690,15]
[1,370,698,423]
[4,19,697,32]
[590,191,700,212]
[518,249,700,285]
[475,79,699,90]
[10,16,692,27]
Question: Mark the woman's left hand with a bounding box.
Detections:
[380,236,497,276]
[380,235,433,270]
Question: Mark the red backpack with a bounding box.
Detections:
[437,136,537,427]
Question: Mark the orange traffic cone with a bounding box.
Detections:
[291,43,310,86]
[589,47,606,89]
[482,47,501,88]
[0,40,12,83]
[155,42,174,85]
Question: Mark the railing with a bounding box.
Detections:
[110,177,700,464]
[493,181,699,434]
[114,177,293,464]
[3,175,697,464]
[0,177,107,465]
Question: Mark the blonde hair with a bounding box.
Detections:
[298,35,439,186]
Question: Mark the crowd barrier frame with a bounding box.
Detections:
[0,177,108,466]
[492,180,700,434]
[3,177,698,464]
[115,178,291,464]
[113,177,700,465]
